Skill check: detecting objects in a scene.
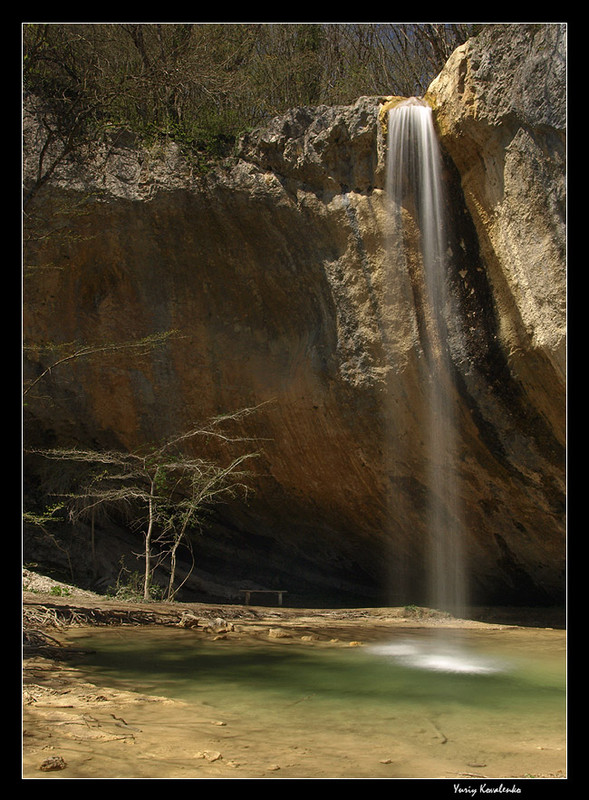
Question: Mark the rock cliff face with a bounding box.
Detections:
[23,24,566,606]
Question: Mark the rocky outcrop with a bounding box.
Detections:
[424,23,566,603]
[23,24,566,606]
[427,23,566,381]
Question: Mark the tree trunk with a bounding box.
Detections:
[143,478,156,600]
[167,540,179,601]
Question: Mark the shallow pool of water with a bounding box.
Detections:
[58,624,565,779]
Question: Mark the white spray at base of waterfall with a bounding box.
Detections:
[368,638,507,675]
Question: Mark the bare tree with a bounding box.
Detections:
[29,407,263,600]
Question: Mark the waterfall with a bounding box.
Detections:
[386,98,466,617]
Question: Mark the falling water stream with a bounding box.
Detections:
[386,98,465,620]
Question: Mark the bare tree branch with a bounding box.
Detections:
[23,330,183,398]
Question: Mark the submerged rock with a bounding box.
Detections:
[195,750,222,762]
[39,756,67,772]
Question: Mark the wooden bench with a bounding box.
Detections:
[240,589,287,607]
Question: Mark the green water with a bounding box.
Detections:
[61,625,565,778]
[69,626,564,726]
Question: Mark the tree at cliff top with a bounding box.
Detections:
[23,22,475,198]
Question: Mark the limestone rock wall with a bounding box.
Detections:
[424,23,566,603]
[23,24,566,605]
